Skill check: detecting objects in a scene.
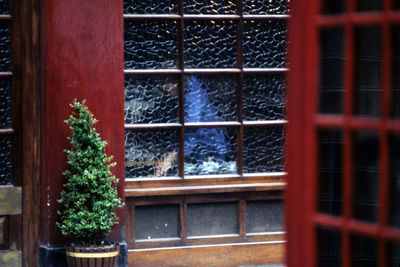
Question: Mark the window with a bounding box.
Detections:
[123,0,288,265]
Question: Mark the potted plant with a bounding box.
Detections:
[56,99,124,267]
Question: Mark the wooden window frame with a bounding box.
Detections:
[286,0,400,266]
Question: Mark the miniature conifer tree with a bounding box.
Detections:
[56,99,124,246]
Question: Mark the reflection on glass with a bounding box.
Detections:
[184,127,237,175]
[243,74,286,121]
[243,20,287,69]
[353,131,379,223]
[388,242,400,267]
[317,228,341,267]
[357,0,382,12]
[184,0,237,14]
[0,22,10,72]
[318,130,343,216]
[184,20,237,68]
[125,130,178,177]
[243,126,284,173]
[187,202,238,236]
[354,27,382,117]
[391,26,400,119]
[0,135,12,185]
[243,0,289,15]
[246,200,283,233]
[319,28,345,114]
[0,0,9,15]
[351,234,378,267]
[389,134,400,228]
[124,20,178,69]
[123,0,177,14]
[184,75,237,122]
[321,0,346,14]
[125,76,178,124]
[0,78,11,129]
[135,205,179,240]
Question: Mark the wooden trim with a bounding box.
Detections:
[0,186,21,215]
[128,241,285,267]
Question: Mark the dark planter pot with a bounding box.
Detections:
[65,244,120,267]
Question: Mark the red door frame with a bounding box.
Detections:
[286,0,400,266]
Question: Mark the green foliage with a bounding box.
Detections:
[56,99,124,245]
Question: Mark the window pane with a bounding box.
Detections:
[319,27,345,114]
[123,0,177,14]
[246,200,283,233]
[0,0,9,15]
[124,20,178,69]
[184,75,237,122]
[351,234,378,267]
[243,0,289,15]
[356,0,382,12]
[0,78,11,129]
[125,75,178,124]
[125,130,178,177]
[135,205,179,240]
[317,228,342,267]
[184,20,237,68]
[243,74,286,121]
[0,22,10,72]
[187,202,238,236]
[243,126,284,173]
[184,127,237,175]
[388,242,400,267]
[321,0,346,14]
[354,27,382,117]
[0,135,12,185]
[243,20,287,69]
[353,131,379,223]
[318,130,343,216]
[391,25,400,119]
[184,0,237,14]
[389,134,400,228]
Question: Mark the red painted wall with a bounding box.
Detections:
[40,0,125,246]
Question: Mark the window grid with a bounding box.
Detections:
[123,3,288,180]
[314,0,400,266]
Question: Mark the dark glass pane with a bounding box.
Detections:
[246,200,283,233]
[123,0,177,14]
[125,130,178,177]
[184,20,237,68]
[0,135,12,185]
[243,74,286,121]
[184,75,237,122]
[317,228,341,267]
[389,134,400,228]
[318,130,343,216]
[243,0,289,15]
[184,0,237,14]
[124,20,178,69]
[125,75,178,124]
[357,0,382,12]
[184,127,237,175]
[391,26,400,119]
[135,205,179,240]
[0,0,9,15]
[321,0,346,14]
[243,20,287,69]
[187,202,237,236]
[319,28,345,114]
[243,126,284,173]
[0,22,10,72]
[351,234,378,267]
[388,242,400,267]
[354,27,382,117]
[0,78,11,128]
[353,131,379,223]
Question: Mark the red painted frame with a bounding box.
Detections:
[286,0,400,266]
